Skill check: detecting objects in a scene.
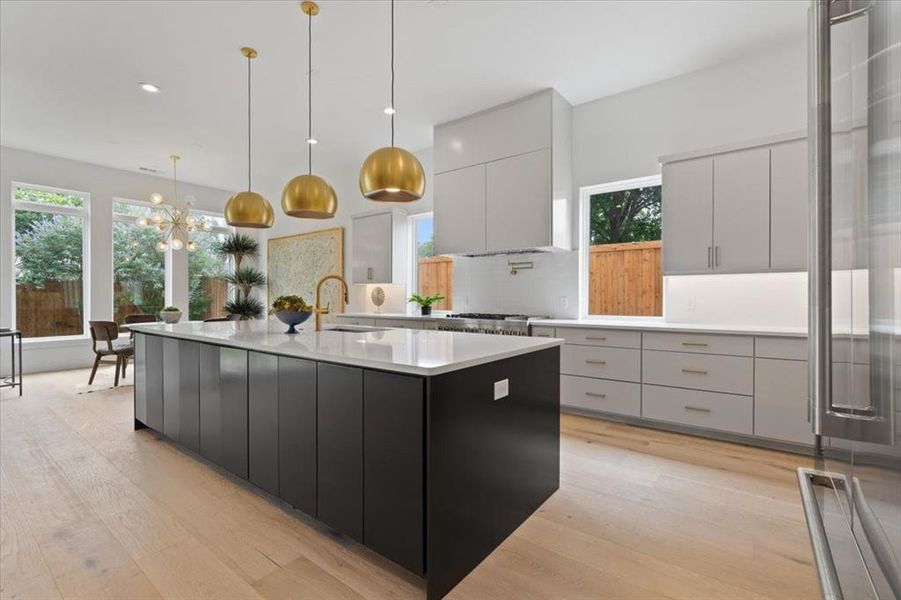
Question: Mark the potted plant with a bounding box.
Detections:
[269,295,313,334]
[160,306,182,324]
[218,233,266,320]
[407,294,444,316]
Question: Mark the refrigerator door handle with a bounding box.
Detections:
[796,468,844,600]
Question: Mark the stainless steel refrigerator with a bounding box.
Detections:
[801,1,900,598]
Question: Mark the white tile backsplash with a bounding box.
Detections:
[452,251,579,318]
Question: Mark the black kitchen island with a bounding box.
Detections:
[131,321,561,599]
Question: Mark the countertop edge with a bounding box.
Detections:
[537,320,808,338]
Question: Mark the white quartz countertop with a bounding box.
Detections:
[535,318,808,337]
[130,320,562,377]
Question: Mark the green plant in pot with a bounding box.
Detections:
[269,295,313,334]
[160,305,182,324]
[217,233,266,320]
[408,294,444,316]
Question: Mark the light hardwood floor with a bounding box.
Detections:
[1,367,820,599]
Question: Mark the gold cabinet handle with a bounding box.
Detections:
[684,405,712,413]
[585,360,607,365]
[681,368,708,375]
[585,392,607,398]
[585,336,607,341]
[681,341,709,347]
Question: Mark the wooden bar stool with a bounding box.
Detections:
[88,321,134,386]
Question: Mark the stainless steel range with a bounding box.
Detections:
[435,313,547,336]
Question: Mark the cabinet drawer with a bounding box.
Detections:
[561,345,640,382]
[557,327,641,349]
[531,325,556,338]
[642,384,753,435]
[561,375,640,417]
[755,336,807,360]
[643,332,753,356]
[642,350,753,395]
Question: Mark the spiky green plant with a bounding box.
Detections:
[217,233,259,270]
[224,296,265,320]
[225,266,267,299]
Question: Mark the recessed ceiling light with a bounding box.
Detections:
[139,81,161,93]
[383,106,396,115]
[306,137,319,145]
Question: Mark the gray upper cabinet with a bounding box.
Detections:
[434,164,486,255]
[662,134,809,275]
[486,148,551,252]
[433,89,572,255]
[662,157,713,274]
[351,210,406,284]
[713,147,771,272]
[770,140,808,271]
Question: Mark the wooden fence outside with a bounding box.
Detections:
[15,280,83,338]
[588,240,662,316]
[417,256,453,310]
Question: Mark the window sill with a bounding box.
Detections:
[20,335,91,349]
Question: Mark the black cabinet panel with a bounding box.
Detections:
[220,347,249,479]
[278,356,317,516]
[317,363,363,541]
[364,371,424,574]
[163,340,201,451]
[163,339,180,441]
[249,352,279,496]
[134,334,147,426]
[145,335,164,432]
[199,343,222,465]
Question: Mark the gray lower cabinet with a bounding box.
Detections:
[754,358,813,445]
[163,339,201,452]
[199,343,223,465]
[560,375,640,417]
[317,363,364,542]
[134,333,147,425]
[642,383,753,435]
[277,356,317,516]
[219,347,249,479]
[249,352,279,496]
[143,334,164,431]
[363,370,424,574]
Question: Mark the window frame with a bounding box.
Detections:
[577,174,662,319]
[11,181,91,341]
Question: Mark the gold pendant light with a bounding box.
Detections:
[225,47,275,228]
[281,1,338,219]
[359,0,425,203]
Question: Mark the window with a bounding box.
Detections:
[13,184,89,338]
[409,212,452,310]
[580,176,662,317]
[188,213,232,321]
[112,200,166,323]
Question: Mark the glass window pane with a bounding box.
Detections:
[189,229,231,321]
[113,221,166,323]
[413,216,453,311]
[113,200,154,218]
[587,185,662,316]
[15,210,84,337]
[15,186,84,208]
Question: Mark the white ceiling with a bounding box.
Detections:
[0,0,807,200]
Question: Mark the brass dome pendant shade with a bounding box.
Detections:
[282,1,337,219]
[225,47,275,228]
[359,0,425,203]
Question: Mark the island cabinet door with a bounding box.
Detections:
[317,363,363,541]
[142,334,165,432]
[163,339,200,452]
[134,333,147,426]
[198,343,222,465]
[220,347,249,479]
[363,371,425,574]
[248,352,279,496]
[277,357,317,517]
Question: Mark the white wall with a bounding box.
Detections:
[0,146,240,373]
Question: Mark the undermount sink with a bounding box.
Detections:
[325,326,392,333]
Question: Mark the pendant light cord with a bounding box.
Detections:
[308,9,313,174]
[247,54,252,192]
[173,156,178,202]
[390,0,395,147]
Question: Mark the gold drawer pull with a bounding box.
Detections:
[681,368,708,375]
[585,360,607,365]
[681,342,709,347]
[585,392,607,398]
[585,336,607,341]
[684,405,712,413]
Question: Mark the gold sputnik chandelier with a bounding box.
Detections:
[138,154,211,251]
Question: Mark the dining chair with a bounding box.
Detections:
[88,321,134,386]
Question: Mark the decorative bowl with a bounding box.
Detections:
[160,309,182,324]
[274,310,312,334]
